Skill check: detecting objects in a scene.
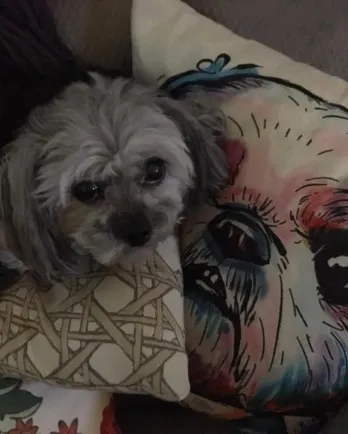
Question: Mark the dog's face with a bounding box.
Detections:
[0,74,226,281]
[182,79,348,413]
[50,76,196,266]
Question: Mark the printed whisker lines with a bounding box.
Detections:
[227,116,244,137]
[287,95,300,106]
[317,149,333,156]
[251,113,260,138]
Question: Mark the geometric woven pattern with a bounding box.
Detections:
[0,237,190,401]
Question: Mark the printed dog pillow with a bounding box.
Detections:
[132,0,348,432]
[174,56,348,433]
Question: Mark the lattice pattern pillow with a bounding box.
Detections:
[0,238,189,401]
[132,0,348,432]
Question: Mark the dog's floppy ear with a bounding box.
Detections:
[157,90,228,206]
[0,145,85,283]
[0,220,24,291]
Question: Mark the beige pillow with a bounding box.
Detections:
[0,238,190,401]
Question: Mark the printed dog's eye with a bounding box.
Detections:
[72,181,104,204]
[310,227,348,305]
[142,158,166,185]
[206,210,272,266]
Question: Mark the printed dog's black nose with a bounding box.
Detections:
[110,213,152,247]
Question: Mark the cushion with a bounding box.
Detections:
[0,239,190,402]
[0,378,119,434]
[132,0,348,432]
[321,401,348,434]
[47,0,132,70]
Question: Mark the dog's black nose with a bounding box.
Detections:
[125,221,152,247]
[111,213,152,247]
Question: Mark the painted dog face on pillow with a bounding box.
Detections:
[164,56,348,421]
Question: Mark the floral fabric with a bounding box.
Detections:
[0,378,119,434]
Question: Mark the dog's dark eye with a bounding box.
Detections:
[72,181,104,204]
[142,158,166,186]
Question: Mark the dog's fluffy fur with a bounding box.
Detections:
[0,73,227,283]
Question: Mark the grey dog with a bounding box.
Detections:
[0,0,227,285]
[0,74,227,283]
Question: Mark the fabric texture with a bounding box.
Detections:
[321,401,348,434]
[132,0,348,432]
[47,0,132,71]
[47,0,348,83]
[0,242,189,401]
[184,0,348,82]
[0,378,119,434]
